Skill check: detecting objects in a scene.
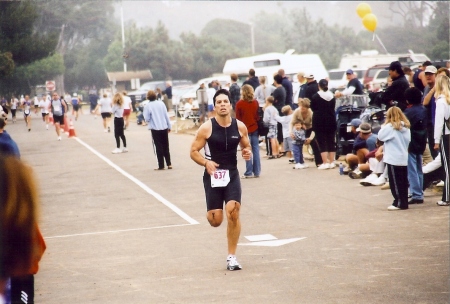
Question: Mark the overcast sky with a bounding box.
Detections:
[117,1,396,39]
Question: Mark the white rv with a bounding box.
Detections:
[222,50,329,85]
[339,50,430,70]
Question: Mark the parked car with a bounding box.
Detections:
[127,80,193,104]
[363,64,389,88]
[367,69,389,92]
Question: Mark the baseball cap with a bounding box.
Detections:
[305,73,314,79]
[424,65,437,74]
[350,118,362,128]
[385,61,402,71]
[356,122,372,133]
[73,93,77,97]
[346,69,354,74]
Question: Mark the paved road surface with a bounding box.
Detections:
[6,109,449,303]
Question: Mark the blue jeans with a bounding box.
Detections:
[292,143,304,164]
[408,152,423,200]
[244,131,261,177]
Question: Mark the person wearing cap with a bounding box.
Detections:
[334,69,364,98]
[380,61,410,111]
[0,117,20,157]
[412,61,432,92]
[304,73,319,102]
[422,65,438,158]
[71,93,80,121]
[294,72,307,102]
[311,79,337,169]
[404,87,428,204]
[344,122,378,176]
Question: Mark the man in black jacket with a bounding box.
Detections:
[304,74,319,101]
[381,61,410,111]
[243,69,259,90]
[278,69,293,107]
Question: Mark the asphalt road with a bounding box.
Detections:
[6,108,449,304]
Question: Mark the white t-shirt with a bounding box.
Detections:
[39,99,50,114]
[123,96,132,110]
[98,98,112,113]
[10,98,19,109]
[206,88,216,106]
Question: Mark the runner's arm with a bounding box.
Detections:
[237,121,252,160]
[190,121,217,174]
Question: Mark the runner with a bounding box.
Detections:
[10,95,19,123]
[190,89,252,271]
[22,95,32,131]
[33,96,39,114]
[71,93,80,121]
[93,93,112,133]
[38,95,51,130]
[50,92,67,141]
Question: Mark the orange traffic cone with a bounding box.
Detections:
[68,119,77,138]
[48,113,54,125]
[63,116,70,134]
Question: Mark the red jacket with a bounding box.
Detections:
[235,99,259,133]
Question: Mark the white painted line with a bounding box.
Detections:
[74,137,199,225]
[238,237,307,247]
[45,223,196,239]
[245,234,277,242]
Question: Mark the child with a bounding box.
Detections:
[377,106,411,210]
[275,105,294,162]
[263,96,279,159]
[292,122,307,169]
[111,92,128,154]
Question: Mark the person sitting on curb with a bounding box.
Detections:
[345,122,378,179]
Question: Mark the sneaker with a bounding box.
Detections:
[108,126,111,133]
[381,182,390,190]
[317,163,329,170]
[226,255,242,271]
[371,175,386,186]
[301,163,309,168]
[387,205,401,211]
[112,148,122,154]
[288,158,295,163]
[349,169,363,179]
[241,175,253,179]
[122,147,128,153]
[328,162,336,169]
[46,124,48,130]
[104,129,108,133]
[343,166,352,174]
[293,163,304,169]
[408,199,424,204]
[57,136,61,141]
[436,180,444,187]
[437,201,450,206]
[360,174,378,186]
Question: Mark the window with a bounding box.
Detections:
[376,70,389,79]
[254,59,281,68]
[329,71,345,80]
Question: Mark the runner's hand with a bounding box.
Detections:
[242,148,252,161]
[205,160,219,175]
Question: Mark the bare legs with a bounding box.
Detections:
[206,201,241,255]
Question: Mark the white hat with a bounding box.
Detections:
[73,93,78,97]
[305,74,314,79]
[424,66,437,74]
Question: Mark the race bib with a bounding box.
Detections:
[210,169,230,188]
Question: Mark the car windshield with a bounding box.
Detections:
[368,68,383,78]
[329,71,345,80]
[376,70,389,79]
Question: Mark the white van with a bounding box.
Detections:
[222,50,329,85]
[339,50,430,70]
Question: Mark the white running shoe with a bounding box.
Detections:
[317,163,329,170]
[112,148,122,154]
[302,163,309,168]
[360,174,378,186]
[294,163,304,169]
[227,255,242,271]
[57,136,61,141]
[104,129,107,133]
[328,162,336,169]
[122,147,128,153]
[436,180,444,187]
[371,175,386,186]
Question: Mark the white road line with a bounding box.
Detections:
[74,137,199,225]
[45,223,196,239]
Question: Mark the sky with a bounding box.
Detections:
[116,1,396,40]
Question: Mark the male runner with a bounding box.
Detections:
[190,89,252,271]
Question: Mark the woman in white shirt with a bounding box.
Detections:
[93,94,112,132]
[111,93,127,154]
[433,75,450,206]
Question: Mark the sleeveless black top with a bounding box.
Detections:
[205,118,241,170]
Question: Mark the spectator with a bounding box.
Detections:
[403,66,414,87]
[242,68,259,90]
[163,81,173,111]
[304,73,319,101]
[345,122,378,178]
[291,121,307,169]
[381,61,410,111]
[437,67,450,77]
[433,75,450,206]
[404,87,428,204]
[122,91,133,130]
[111,92,128,154]
[272,74,286,154]
[0,118,20,157]
[378,106,411,210]
[263,96,280,159]
[311,79,337,170]
[236,84,260,178]
[334,69,364,98]
[275,105,294,163]
[229,74,240,111]
[278,69,293,107]
[93,94,113,132]
[412,61,432,92]
[422,65,438,158]
[207,82,216,118]
[196,83,208,124]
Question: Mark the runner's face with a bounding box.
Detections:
[214,94,231,116]
[52,93,59,100]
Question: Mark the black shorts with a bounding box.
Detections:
[34,105,39,108]
[101,112,111,119]
[73,104,80,111]
[203,168,241,211]
[42,113,49,118]
[53,115,64,125]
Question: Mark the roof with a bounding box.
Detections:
[106,70,152,82]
